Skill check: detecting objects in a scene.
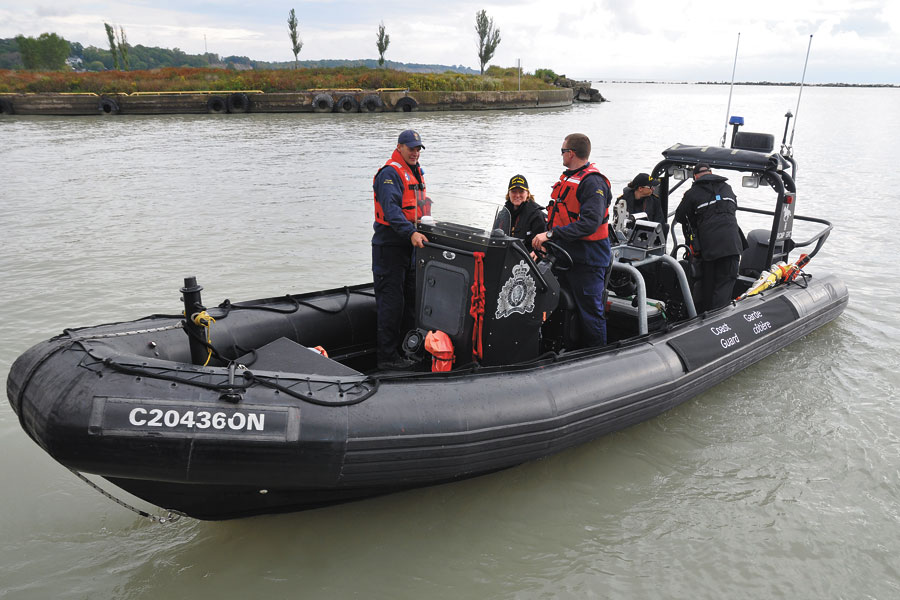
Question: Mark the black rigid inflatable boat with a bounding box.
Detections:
[6,122,848,520]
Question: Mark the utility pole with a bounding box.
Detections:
[517,58,521,91]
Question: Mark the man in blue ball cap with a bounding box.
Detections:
[371,129,430,370]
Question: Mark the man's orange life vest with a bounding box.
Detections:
[547,163,610,241]
[373,149,429,225]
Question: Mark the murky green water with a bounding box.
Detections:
[2,83,898,599]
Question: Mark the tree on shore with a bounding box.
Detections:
[288,9,303,68]
[104,23,119,70]
[475,9,500,76]
[116,26,130,70]
[14,33,70,70]
[376,21,390,67]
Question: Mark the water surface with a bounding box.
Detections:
[2,83,899,599]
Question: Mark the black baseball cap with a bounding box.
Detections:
[630,173,653,188]
[508,174,529,191]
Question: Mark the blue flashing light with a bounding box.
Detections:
[729,115,745,125]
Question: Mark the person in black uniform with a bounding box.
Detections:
[619,172,665,226]
[674,163,743,312]
[499,174,546,248]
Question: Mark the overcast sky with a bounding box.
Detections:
[2,0,897,83]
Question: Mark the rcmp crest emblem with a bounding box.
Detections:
[495,260,537,319]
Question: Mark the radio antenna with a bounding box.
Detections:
[720,32,741,147]
[786,34,813,156]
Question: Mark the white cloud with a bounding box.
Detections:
[1,0,897,83]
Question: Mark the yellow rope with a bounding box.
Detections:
[191,311,216,366]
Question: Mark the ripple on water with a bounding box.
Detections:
[2,85,900,599]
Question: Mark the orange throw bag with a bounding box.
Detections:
[424,330,455,373]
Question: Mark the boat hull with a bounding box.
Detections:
[6,275,848,519]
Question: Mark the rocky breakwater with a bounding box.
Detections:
[553,76,607,103]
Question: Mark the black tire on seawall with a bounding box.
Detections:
[227,92,250,113]
[207,95,227,114]
[0,98,14,115]
[98,97,119,115]
[312,93,334,113]
[334,94,359,113]
[394,97,418,112]
[360,94,383,113]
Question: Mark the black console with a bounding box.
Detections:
[412,221,560,366]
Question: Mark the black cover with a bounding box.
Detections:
[237,337,361,376]
[662,144,789,173]
[667,296,799,371]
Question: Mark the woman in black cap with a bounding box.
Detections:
[499,174,546,249]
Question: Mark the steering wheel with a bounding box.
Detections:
[536,240,574,272]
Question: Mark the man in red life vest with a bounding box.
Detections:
[532,133,612,347]
[372,130,429,369]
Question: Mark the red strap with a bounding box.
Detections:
[469,252,486,362]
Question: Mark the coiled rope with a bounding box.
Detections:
[190,310,216,366]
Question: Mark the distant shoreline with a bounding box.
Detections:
[592,80,898,88]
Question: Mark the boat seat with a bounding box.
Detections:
[653,258,698,321]
[558,287,582,349]
[739,229,772,279]
[539,287,581,352]
[237,337,361,376]
[739,228,796,279]
[732,131,775,153]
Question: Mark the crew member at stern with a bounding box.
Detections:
[532,133,612,347]
[372,129,429,370]
[674,163,743,313]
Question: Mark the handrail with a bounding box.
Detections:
[736,206,833,259]
[422,241,476,257]
[634,254,698,319]
[609,262,648,335]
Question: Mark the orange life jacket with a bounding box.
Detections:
[373,149,428,225]
[547,163,610,241]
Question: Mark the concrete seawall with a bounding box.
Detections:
[0,88,573,116]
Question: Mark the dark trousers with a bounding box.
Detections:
[560,264,607,347]
[699,255,740,312]
[372,244,416,362]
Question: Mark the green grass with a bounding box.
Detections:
[0,66,555,94]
